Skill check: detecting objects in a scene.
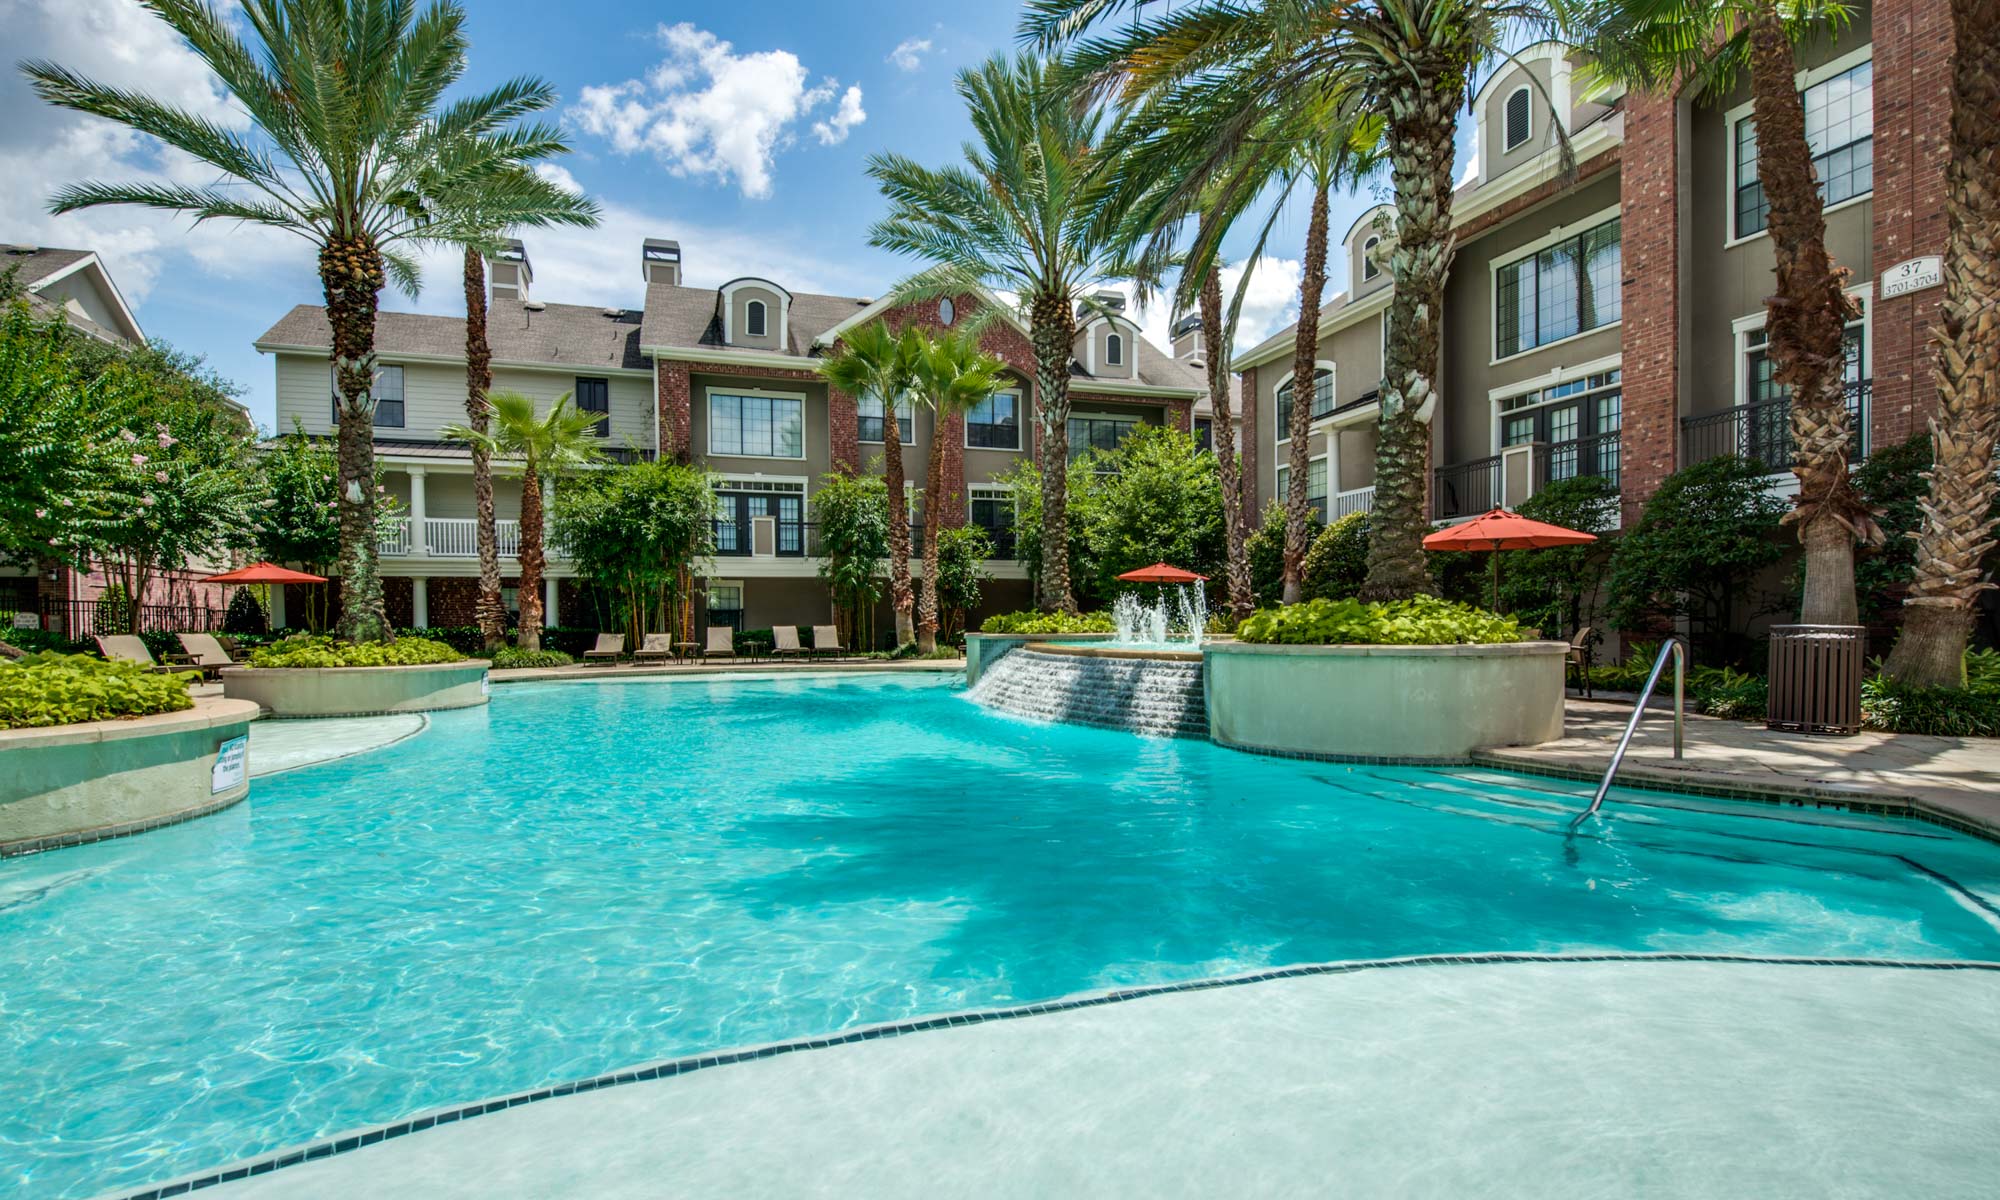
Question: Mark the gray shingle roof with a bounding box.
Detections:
[257,300,646,371]
[638,281,875,356]
[1,244,92,288]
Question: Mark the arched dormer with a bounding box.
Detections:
[1080,313,1141,380]
[718,277,793,350]
[1343,204,1396,298]
[1471,42,1602,187]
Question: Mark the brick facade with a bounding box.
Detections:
[1617,91,1682,525]
[1239,365,1259,518]
[655,360,691,462]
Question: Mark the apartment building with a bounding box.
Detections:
[255,240,1211,635]
[1236,0,1949,540]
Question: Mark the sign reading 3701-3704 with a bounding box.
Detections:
[1881,256,1944,300]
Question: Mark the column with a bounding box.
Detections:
[410,576,428,628]
[1617,84,1686,527]
[407,467,428,556]
[266,583,286,631]
[543,576,559,628]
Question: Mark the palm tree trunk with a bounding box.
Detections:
[1748,1,1879,625]
[883,402,914,648]
[1361,70,1461,602]
[1882,0,2000,686]
[1201,266,1253,618]
[1030,293,1078,613]
[918,413,945,653]
[1282,184,1332,604]
[321,233,391,643]
[516,460,544,652]
[463,246,505,651]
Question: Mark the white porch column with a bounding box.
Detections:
[407,467,428,555]
[543,576,559,628]
[265,583,286,631]
[411,576,429,628]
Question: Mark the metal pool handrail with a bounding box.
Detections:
[1568,638,1685,832]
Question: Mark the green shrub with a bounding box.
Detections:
[1691,666,1767,720]
[0,652,196,729]
[491,647,573,669]
[2,629,91,656]
[246,635,466,668]
[1237,595,1522,646]
[1245,499,1318,605]
[979,610,1116,635]
[1862,676,2000,738]
[1301,511,1370,600]
[222,588,267,634]
[1588,641,1665,692]
[1964,648,2000,695]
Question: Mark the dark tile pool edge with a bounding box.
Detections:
[0,790,249,859]
[107,952,2000,1200]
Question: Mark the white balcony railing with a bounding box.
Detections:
[379,517,542,558]
[1330,486,1375,520]
[377,518,412,557]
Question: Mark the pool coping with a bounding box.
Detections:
[103,951,2000,1200]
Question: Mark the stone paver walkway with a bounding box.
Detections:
[1480,701,2000,840]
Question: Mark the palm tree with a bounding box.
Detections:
[443,391,601,651]
[867,54,1133,614]
[1880,0,2000,686]
[911,327,1009,652]
[25,0,583,642]
[820,321,924,647]
[1566,0,1879,623]
[1029,0,1539,603]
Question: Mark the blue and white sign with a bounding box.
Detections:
[480,671,491,697]
[211,734,248,794]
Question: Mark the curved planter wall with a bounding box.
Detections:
[1203,641,1568,761]
[0,698,260,855]
[964,632,1115,688]
[221,660,490,718]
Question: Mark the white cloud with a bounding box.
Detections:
[1109,255,1305,361]
[887,37,934,72]
[568,22,863,199]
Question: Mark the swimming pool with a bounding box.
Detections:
[4,673,1998,1198]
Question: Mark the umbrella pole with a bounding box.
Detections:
[1490,542,1501,612]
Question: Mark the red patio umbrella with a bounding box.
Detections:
[199,562,327,585]
[1115,562,1209,584]
[1422,508,1598,612]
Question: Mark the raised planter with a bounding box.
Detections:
[964,632,1115,687]
[0,698,260,855]
[221,660,490,718]
[1203,640,1568,761]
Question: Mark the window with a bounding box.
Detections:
[858,391,915,443]
[1068,414,1139,461]
[1740,313,1867,464]
[1275,367,1335,437]
[708,392,803,458]
[1496,369,1623,485]
[939,297,955,326]
[712,481,806,556]
[1194,417,1214,452]
[1504,86,1533,152]
[971,485,1016,558]
[1105,332,1124,367]
[745,299,768,338]
[1494,216,1622,359]
[574,376,609,438]
[967,391,1021,449]
[329,364,405,427]
[1734,60,1873,239]
[1361,236,1381,282]
[706,582,745,631]
[1274,458,1329,513]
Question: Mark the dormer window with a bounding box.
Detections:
[1504,87,1532,152]
[746,300,768,338]
[1105,332,1123,367]
[1362,236,1382,281]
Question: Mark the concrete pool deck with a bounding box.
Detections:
[193,958,2000,1199]
[1480,701,2000,841]
[488,658,963,683]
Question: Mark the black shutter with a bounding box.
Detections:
[576,377,610,437]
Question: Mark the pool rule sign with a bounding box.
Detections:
[1880,256,1943,300]
[212,734,248,793]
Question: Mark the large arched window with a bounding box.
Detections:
[746,299,768,337]
[1503,86,1532,152]
[1105,332,1124,367]
[1361,236,1382,281]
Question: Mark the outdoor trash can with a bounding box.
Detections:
[1766,624,1864,736]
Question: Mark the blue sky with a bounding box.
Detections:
[4,0,1471,430]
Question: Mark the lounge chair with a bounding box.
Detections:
[176,632,237,679]
[1567,626,1596,698]
[632,633,676,665]
[583,633,626,665]
[811,624,847,660]
[770,625,807,661]
[96,634,185,675]
[703,625,736,662]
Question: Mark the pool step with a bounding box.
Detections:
[968,649,1208,739]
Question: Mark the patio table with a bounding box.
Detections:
[673,641,699,664]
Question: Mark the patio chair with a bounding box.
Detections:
[583,633,626,665]
[632,633,675,665]
[1566,626,1596,698]
[176,632,237,679]
[95,634,184,675]
[811,624,847,660]
[770,625,807,661]
[703,625,736,662]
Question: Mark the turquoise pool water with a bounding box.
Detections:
[3,673,1998,1198]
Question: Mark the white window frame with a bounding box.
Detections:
[1105,332,1124,366]
[1485,352,1624,456]
[329,362,405,428]
[1723,48,1875,249]
[745,299,768,338]
[1082,316,1138,376]
[1487,204,1623,364]
[705,386,808,461]
[1361,236,1382,282]
[964,388,1025,451]
[1272,360,1338,443]
[1729,282,1874,410]
[706,579,746,611]
[1503,85,1534,152]
[858,390,917,445]
[719,278,792,346]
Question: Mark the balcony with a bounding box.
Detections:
[706,519,1022,562]
[1682,380,1871,470]
[377,517,546,559]
[1330,486,1375,520]
[1432,455,1501,521]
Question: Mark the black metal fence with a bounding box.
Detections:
[14,598,226,640]
[1682,381,1871,469]
[1432,455,1501,521]
[1533,432,1622,490]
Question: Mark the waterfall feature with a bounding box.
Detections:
[1111,586,1208,648]
[966,648,1208,739]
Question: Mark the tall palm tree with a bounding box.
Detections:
[820,321,924,647]
[1567,0,1879,623]
[868,54,1133,614]
[1881,0,2000,686]
[443,391,601,651]
[1029,0,1542,603]
[911,327,1009,652]
[25,0,581,642]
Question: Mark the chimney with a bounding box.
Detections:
[1170,312,1205,362]
[1092,289,1127,314]
[642,238,682,286]
[487,238,531,304]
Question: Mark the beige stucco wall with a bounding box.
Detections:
[691,372,831,485]
[725,284,788,351]
[1482,58,1556,181]
[274,354,651,449]
[1079,318,1140,380]
[35,269,132,340]
[222,661,489,717]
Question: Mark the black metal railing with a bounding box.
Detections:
[1681,380,1871,470]
[1432,455,1502,521]
[981,527,1018,560]
[1533,431,1622,490]
[26,598,226,639]
[711,517,810,557]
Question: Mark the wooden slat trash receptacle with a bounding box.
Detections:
[1766,624,1864,736]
